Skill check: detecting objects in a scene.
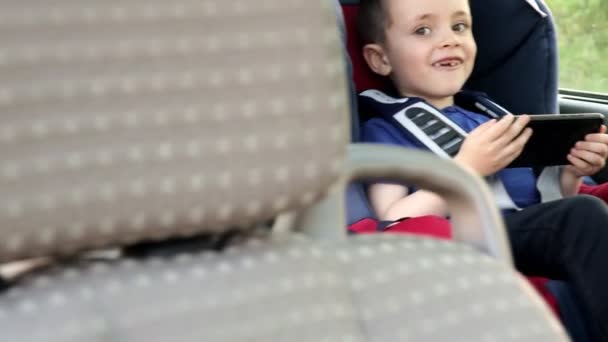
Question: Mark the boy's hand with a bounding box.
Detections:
[454,114,532,176]
[564,125,608,177]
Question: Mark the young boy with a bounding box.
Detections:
[358,0,608,338]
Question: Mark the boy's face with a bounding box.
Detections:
[372,0,476,108]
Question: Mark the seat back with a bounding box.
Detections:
[0,0,349,263]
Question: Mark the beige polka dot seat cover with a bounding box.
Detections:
[0,0,568,341]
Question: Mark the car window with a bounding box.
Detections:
[547,0,608,94]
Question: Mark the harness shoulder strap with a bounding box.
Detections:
[360,90,466,157]
[455,90,511,118]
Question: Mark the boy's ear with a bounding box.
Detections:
[362,44,392,76]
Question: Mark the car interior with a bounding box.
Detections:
[0,0,606,341]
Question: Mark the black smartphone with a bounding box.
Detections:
[508,113,605,168]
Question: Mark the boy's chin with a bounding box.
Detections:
[433,76,467,94]
[430,87,462,99]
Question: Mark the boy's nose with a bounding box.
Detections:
[440,30,461,48]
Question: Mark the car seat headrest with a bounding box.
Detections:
[466,0,558,114]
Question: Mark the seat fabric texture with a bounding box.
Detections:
[0,234,566,342]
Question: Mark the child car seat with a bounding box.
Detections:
[339,0,597,340]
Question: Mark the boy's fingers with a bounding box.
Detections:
[469,118,496,137]
[574,141,608,157]
[517,126,533,145]
[483,114,516,141]
[570,148,606,167]
[502,127,532,159]
[567,154,594,174]
[512,115,531,135]
[489,115,530,149]
[585,132,608,144]
[487,114,530,143]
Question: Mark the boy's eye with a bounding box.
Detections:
[414,27,431,35]
[453,22,468,32]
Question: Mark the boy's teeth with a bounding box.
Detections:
[434,60,459,67]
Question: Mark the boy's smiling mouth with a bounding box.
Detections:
[432,57,464,69]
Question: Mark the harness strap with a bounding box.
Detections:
[525,0,548,17]
[361,90,467,158]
